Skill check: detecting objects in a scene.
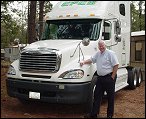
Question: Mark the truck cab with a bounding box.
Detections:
[6,1,142,111]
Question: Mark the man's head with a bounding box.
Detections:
[98,40,106,53]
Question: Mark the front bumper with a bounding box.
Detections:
[6,78,92,104]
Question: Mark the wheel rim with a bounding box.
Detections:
[92,85,96,100]
[134,73,137,86]
[139,73,142,84]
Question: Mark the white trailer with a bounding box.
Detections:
[4,44,28,62]
[6,1,143,110]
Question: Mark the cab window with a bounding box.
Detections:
[102,21,112,40]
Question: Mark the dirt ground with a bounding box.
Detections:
[1,66,145,118]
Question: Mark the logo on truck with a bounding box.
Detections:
[61,1,96,6]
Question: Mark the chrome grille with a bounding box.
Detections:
[19,50,61,73]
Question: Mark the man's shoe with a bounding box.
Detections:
[107,116,112,118]
[84,113,97,118]
[84,114,92,118]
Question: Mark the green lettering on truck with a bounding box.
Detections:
[78,1,87,5]
[61,2,71,6]
[61,1,96,6]
[70,1,78,6]
[87,1,96,5]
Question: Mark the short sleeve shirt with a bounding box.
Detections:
[90,49,119,76]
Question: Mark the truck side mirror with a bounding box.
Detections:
[14,38,20,45]
[115,21,121,34]
[14,38,21,54]
[115,34,121,42]
[82,37,90,46]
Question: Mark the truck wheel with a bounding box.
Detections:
[136,67,143,87]
[84,75,97,113]
[127,68,137,90]
[18,98,30,104]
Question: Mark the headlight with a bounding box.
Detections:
[7,65,16,75]
[59,69,84,79]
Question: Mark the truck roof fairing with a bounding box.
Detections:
[45,1,119,20]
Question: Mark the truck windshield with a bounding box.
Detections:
[41,19,101,41]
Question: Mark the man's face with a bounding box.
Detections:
[98,42,106,53]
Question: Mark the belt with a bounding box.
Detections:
[98,72,112,77]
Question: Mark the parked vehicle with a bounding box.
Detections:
[6,1,143,110]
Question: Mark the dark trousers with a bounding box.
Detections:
[90,73,116,117]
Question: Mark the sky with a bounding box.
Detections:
[9,1,59,12]
[50,1,60,7]
[8,1,60,20]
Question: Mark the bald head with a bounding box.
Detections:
[98,40,105,46]
[98,40,106,53]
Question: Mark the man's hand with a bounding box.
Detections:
[111,75,115,80]
[80,61,84,66]
[80,59,92,66]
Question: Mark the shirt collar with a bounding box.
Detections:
[100,48,107,54]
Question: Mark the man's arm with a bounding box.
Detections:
[111,64,119,80]
[80,59,92,66]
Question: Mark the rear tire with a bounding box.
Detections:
[127,67,137,90]
[136,67,143,87]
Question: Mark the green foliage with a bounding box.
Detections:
[131,1,145,31]
[1,1,27,48]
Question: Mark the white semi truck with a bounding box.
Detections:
[6,1,143,110]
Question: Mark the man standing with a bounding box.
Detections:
[80,40,119,118]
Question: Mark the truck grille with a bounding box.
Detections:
[19,50,61,73]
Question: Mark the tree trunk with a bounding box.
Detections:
[39,1,45,40]
[28,1,37,44]
[138,1,142,31]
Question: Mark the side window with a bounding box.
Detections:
[119,4,125,16]
[135,42,142,61]
[102,21,111,40]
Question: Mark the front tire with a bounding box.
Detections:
[84,75,97,113]
[18,98,30,104]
